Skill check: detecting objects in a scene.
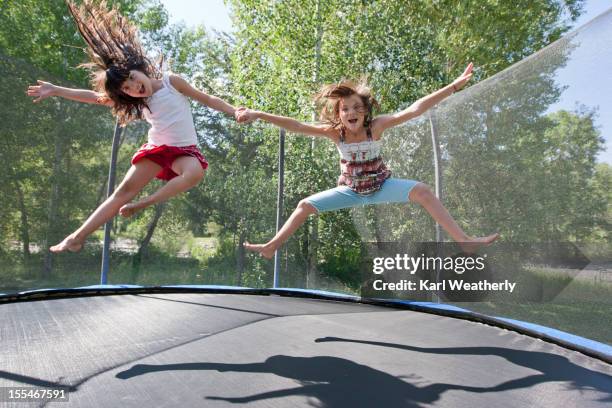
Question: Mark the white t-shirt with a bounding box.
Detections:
[143,73,198,146]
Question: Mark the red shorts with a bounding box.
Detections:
[131,143,209,181]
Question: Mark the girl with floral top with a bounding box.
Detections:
[236,63,498,258]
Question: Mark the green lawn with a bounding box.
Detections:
[1,248,610,345]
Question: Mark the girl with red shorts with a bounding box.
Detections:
[27,1,250,253]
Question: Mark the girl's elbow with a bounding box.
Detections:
[408,104,424,116]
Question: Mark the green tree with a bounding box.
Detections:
[226,0,585,288]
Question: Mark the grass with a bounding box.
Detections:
[447,267,612,344]
[1,247,610,345]
[459,300,610,345]
[0,245,236,293]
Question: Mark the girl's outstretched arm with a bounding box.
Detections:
[235,108,337,140]
[27,80,113,106]
[170,74,241,119]
[373,63,473,133]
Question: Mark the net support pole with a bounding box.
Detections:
[429,110,442,303]
[273,128,286,288]
[429,110,443,241]
[100,119,123,285]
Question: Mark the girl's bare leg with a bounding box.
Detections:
[119,156,205,217]
[245,199,317,259]
[50,159,162,253]
[409,183,499,252]
[246,182,498,260]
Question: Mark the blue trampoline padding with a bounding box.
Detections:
[18,287,75,294]
[271,287,360,300]
[10,284,259,298]
[14,284,143,296]
[163,284,253,290]
[496,317,612,358]
[391,300,471,313]
[77,284,143,289]
[78,284,261,292]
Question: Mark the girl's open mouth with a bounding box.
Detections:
[348,119,358,124]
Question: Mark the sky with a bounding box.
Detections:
[160,0,612,164]
[161,0,233,33]
[159,0,610,36]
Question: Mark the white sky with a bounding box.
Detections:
[160,0,233,33]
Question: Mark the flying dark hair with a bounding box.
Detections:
[67,0,161,124]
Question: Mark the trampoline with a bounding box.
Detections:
[1,287,610,407]
[1,4,612,408]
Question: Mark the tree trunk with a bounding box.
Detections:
[135,203,165,263]
[43,132,64,276]
[236,226,246,286]
[95,179,107,209]
[14,179,30,260]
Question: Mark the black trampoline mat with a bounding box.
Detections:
[1,293,610,407]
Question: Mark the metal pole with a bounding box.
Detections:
[100,119,123,285]
[429,111,442,242]
[273,128,286,288]
[429,111,442,303]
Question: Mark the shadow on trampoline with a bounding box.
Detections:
[315,337,612,400]
[0,370,77,391]
[114,352,593,407]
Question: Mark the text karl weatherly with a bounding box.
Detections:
[373,279,516,293]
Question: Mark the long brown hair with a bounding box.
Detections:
[314,79,379,129]
[67,0,161,124]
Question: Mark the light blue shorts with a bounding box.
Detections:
[305,178,420,213]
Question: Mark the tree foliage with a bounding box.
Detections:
[2,0,608,293]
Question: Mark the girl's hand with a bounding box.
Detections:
[27,80,56,103]
[451,62,474,92]
[235,107,258,124]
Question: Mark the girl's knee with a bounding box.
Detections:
[113,183,139,201]
[409,183,434,203]
[298,199,318,215]
[183,167,205,186]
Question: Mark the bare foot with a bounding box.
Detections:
[458,233,500,254]
[119,202,143,218]
[244,241,276,259]
[49,235,84,253]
